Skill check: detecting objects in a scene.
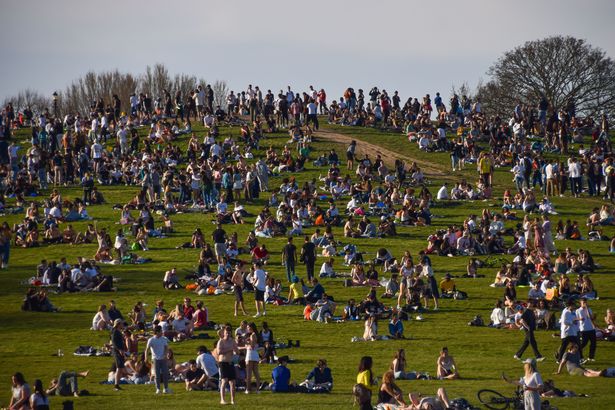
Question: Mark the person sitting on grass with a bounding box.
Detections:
[439,273,456,297]
[377,370,406,407]
[305,278,325,303]
[313,293,336,323]
[388,312,405,339]
[92,304,112,331]
[46,370,89,397]
[287,275,305,305]
[436,347,459,379]
[271,355,299,392]
[30,379,50,409]
[163,267,181,289]
[302,358,333,392]
[171,311,193,341]
[554,343,605,377]
[185,359,207,390]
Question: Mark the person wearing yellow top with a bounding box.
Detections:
[356,356,375,397]
[439,274,456,295]
[478,153,492,186]
[288,276,305,305]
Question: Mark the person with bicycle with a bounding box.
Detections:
[502,358,543,410]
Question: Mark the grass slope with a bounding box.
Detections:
[0,120,613,409]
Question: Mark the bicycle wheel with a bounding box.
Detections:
[477,389,511,410]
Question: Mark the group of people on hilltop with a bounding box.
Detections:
[2,82,614,410]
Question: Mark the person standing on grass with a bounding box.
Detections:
[301,235,317,282]
[557,299,581,362]
[145,325,171,394]
[306,98,319,130]
[502,358,543,410]
[577,298,597,363]
[282,237,297,282]
[251,262,267,317]
[231,265,249,316]
[217,325,238,405]
[347,140,357,170]
[356,356,376,403]
[212,223,227,264]
[0,222,12,269]
[514,303,545,362]
[110,319,127,391]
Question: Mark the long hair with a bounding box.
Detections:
[33,379,46,399]
[358,356,373,372]
[13,372,26,385]
[524,362,536,377]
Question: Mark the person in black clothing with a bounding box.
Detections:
[81,172,94,205]
[301,236,317,282]
[212,224,227,263]
[107,300,124,322]
[111,319,127,390]
[514,302,544,361]
[282,237,297,282]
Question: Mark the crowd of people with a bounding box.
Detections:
[1,81,614,410]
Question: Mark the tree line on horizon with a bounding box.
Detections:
[3,36,615,121]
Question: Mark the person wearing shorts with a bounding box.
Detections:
[219,362,236,381]
[244,322,261,393]
[217,326,238,405]
[231,266,248,316]
[212,223,227,263]
[252,262,267,317]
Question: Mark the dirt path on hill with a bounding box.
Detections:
[314,129,450,178]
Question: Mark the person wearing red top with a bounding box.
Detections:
[317,89,327,114]
[251,244,269,264]
[193,301,209,330]
[183,298,195,320]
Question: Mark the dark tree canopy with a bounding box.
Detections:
[477,36,615,118]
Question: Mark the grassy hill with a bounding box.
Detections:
[0,119,613,409]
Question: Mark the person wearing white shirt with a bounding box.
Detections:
[196,346,219,378]
[576,298,597,361]
[418,134,430,150]
[436,183,449,200]
[490,301,505,328]
[251,263,267,317]
[172,313,192,340]
[511,160,525,192]
[116,126,128,155]
[557,300,580,361]
[502,358,543,410]
[567,157,582,197]
[306,100,319,129]
[210,143,222,159]
[144,326,171,394]
[130,94,139,115]
[203,114,215,128]
[195,346,219,390]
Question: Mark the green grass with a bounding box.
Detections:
[0,120,614,409]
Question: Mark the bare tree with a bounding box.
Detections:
[5,64,223,118]
[212,80,229,108]
[61,70,138,116]
[141,63,172,100]
[2,89,51,115]
[477,36,615,118]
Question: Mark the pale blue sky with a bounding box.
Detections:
[2,0,614,102]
